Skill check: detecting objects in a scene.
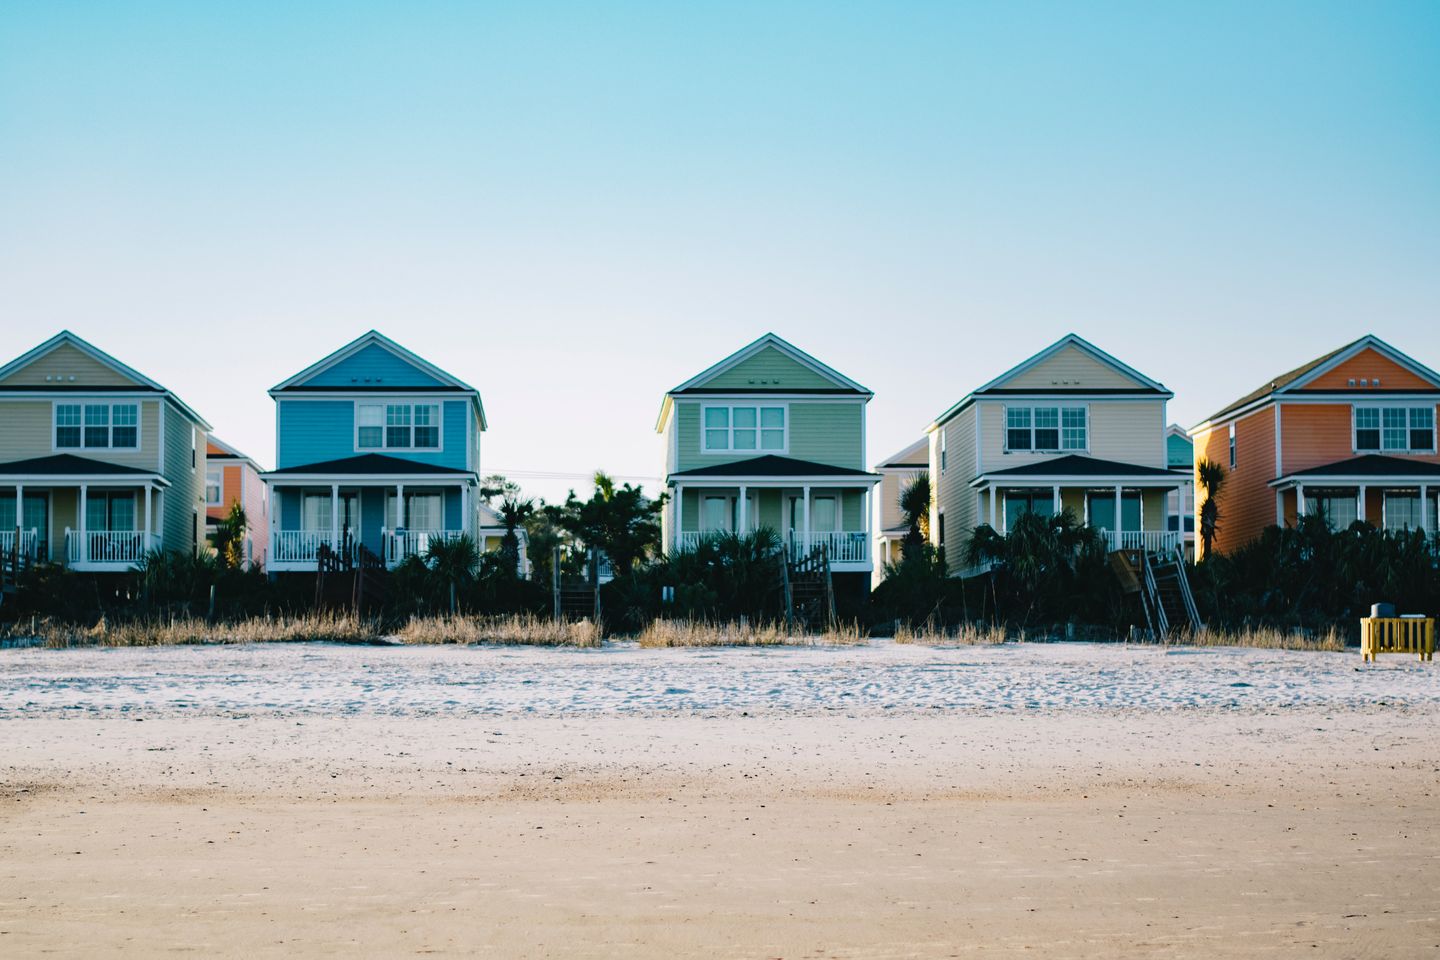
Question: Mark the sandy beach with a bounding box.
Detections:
[2,642,1438,957]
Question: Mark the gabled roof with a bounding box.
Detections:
[657,333,870,432]
[271,330,486,429]
[1199,335,1440,427]
[263,453,474,477]
[206,436,266,472]
[669,454,878,479]
[1272,454,1440,483]
[875,437,929,470]
[0,454,168,483]
[0,331,212,430]
[972,454,1179,484]
[929,334,1170,430]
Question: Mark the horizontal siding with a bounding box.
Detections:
[1000,343,1150,390]
[702,346,838,390]
[163,405,205,555]
[674,400,864,473]
[676,486,868,534]
[0,398,161,469]
[1280,401,1440,473]
[931,407,978,571]
[1301,347,1436,391]
[1194,408,1274,557]
[0,342,137,387]
[977,399,1167,472]
[302,343,445,388]
[277,399,470,470]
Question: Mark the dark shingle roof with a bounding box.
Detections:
[265,454,473,476]
[0,454,157,477]
[1281,454,1440,480]
[1204,338,1362,423]
[979,454,1179,480]
[670,455,877,479]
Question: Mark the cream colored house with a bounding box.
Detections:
[871,437,928,586]
[0,332,211,572]
[926,335,1183,572]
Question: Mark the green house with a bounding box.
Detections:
[656,334,879,575]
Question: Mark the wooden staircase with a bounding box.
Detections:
[552,547,601,622]
[1110,544,1202,641]
[315,533,389,613]
[784,543,835,632]
[1,528,32,605]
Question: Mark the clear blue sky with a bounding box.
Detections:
[3,2,1438,502]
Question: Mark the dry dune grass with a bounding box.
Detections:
[893,622,1011,646]
[636,618,867,648]
[8,613,376,649]
[393,614,602,647]
[1164,626,1346,652]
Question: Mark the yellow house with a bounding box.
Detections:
[926,334,1183,573]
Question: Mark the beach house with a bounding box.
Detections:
[0,331,211,571]
[1190,335,1440,558]
[656,333,880,586]
[261,331,487,571]
[204,437,269,568]
[926,334,1184,572]
[871,437,929,586]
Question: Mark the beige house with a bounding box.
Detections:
[0,332,211,572]
[871,437,928,586]
[926,334,1183,573]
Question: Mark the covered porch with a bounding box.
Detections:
[0,455,167,572]
[972,455,1187,555]
[1271,455,1440,534]
[668,457,881,572]
[263,456,479,572]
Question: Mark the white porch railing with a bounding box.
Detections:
[271,530,336,565]
[0,528,39,563]
[1102,529,1182,554]
[673,529,870,564]
[676,531,702,553]
[385,528,467,566]
[64,529,152,565]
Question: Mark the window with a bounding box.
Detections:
[86,492,135,532]
[56,403,139,449]
[812,496,838,532]
[1228,423,1236,469]
[301,494,333,532]
[1383,493,1422,531]
[1003,490,1055,531]
[389,493,443,531]
[1303,491,1357,530]
[205,470,222,506]
[1004,406,1086,452]
[701,496,729,532]
[939,429,947,471]
[0,496,47,535]
[1355,405,1435,453]
[702,405,785,452]
[1086,491,1142,531]
[356,402,440,450]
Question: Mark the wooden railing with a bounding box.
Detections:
[1361,617,1434,662]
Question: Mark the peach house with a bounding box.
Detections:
[1190,335,1440,558]
[204,437,269,568]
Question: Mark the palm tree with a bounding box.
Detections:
[497,495,534,575]
[426,534,480,613]
[1196,458,1227,559]
[897,472,931,559]
[212,503,248,570]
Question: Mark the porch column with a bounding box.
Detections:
[79,484,88,562]
[1422,484,1431,535]
[674,484,684,552]
[738,484,748,534]
[1357,485,1367,524]
[1276,489,1285,526]
[1052,485,1060,516]
[397,483,406,528]
[330,483,339,548]
[1296,484,1306,517]
[988,487,997,530]
[13,484,21,532]
[802,485,811,552]
[145,483,154,549]
[1113,485,1123,543]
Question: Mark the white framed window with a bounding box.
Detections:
[939,429,947,472]
[1228,423,1236,469]
[1303,490,1357,530]
[356,402,442,451]
[812,496,838,532]
[55,402,140,450]
[1383,492,1422,531]
[702,405,786,453]
[301,494,332,532]
[701,496,729,532]
[1004,406,1086,452]
[1354,405,1435,453]
[386,492,444,531]
[86,492,136,532]
[205,470,222,506]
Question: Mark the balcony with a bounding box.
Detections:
[383,528,467,567]
[0,528,39,567]
[64,529,153,569]
[673,529,870,567]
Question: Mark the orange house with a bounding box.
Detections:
[204,437,269,567]
[1191,335,1440,558]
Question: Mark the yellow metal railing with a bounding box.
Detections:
[1360,617,1435,662]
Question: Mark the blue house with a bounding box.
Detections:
[261,331,486,571]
